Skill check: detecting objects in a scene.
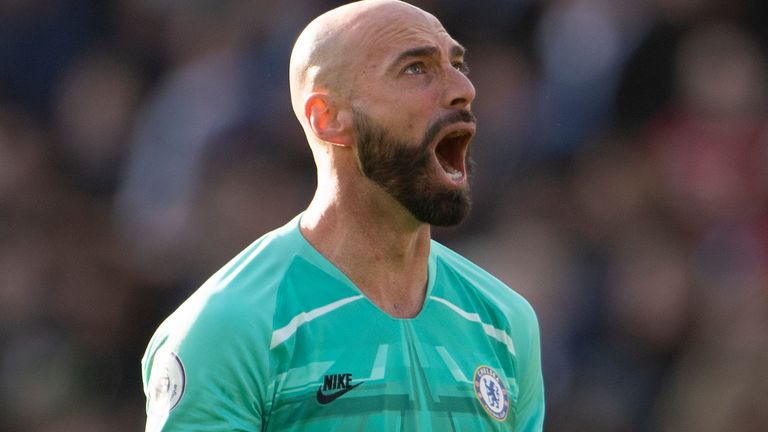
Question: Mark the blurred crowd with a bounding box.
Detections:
[1,0,767,430]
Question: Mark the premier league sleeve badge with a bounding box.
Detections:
[147,351,186,416]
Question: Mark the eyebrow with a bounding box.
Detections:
[451,45,466,59]
[391,44,466,66]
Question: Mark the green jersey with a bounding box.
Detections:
[142,214,545,431]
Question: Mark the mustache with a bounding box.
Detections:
[422,110,477,148]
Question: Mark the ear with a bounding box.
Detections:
[305,93,353,147]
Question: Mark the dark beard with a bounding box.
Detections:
[354,108,475,227]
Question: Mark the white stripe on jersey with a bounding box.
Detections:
[270,295,365,349]
[430,296,516,356]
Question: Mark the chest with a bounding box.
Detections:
[263,301,520,431]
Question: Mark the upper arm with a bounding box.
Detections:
[513,304,545,431]
[142,304,269,431]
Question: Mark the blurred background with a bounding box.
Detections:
[1,0,767,430]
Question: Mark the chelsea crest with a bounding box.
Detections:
[473,365,510,421]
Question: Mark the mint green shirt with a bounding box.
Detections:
[142,215,545,431]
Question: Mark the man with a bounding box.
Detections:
[141,0,545,430]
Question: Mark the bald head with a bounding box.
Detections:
[289,0,442,127]
[290,0,477,228]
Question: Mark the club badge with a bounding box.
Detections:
[473,365,509,421]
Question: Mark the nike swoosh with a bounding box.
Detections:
[316,381,364,405]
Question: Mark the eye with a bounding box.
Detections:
[452,60,470,75]
[404,62,427,75]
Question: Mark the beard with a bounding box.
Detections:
[354,108,475,227]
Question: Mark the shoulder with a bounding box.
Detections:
[430,240,539,329]
[142,216,309,365]
[152,217,305,342]
[141,218,307,425]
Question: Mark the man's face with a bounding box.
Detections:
[348,4,477,226]
[355,107,476,226]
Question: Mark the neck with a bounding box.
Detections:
[300,175,431,318]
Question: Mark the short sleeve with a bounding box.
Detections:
[141,299,269,431]
[513,305,545,431]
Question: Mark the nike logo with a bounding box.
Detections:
[316,373,363,405]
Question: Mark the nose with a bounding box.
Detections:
[443,66,476,109]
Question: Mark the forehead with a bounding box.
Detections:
[354,7,460,59]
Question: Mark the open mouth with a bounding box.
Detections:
[434,126,474,183]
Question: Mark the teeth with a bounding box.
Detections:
[445,131,467,139]
[446,170,462,181]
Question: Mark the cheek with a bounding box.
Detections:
[399,117,427,145]
[359,88,440,140]
[399,100,439,137]
[407,92,443,131]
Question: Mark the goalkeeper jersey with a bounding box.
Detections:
[142,214,545,431]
